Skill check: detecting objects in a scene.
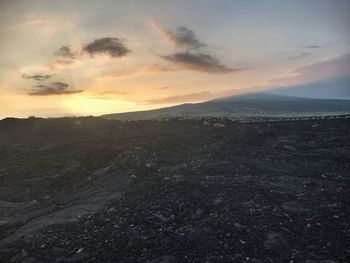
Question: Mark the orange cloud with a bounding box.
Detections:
[48,59,75,71]
[150,20,181,47]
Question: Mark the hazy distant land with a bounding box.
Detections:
[102,93,350,120]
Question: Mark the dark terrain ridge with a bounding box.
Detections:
[0,116,349,262]
[102,93,350,120]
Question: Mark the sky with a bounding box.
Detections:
[0,0,349,118]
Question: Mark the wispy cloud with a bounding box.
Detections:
[22,73,53,81]
[98,64,179,81]
[162,52,240,73]
[84,91,130,100]
[291,52,350,79]
[29,82,82,96]
[48,60,75,70]
[150,21,205,49]
[151,22,241,74]
[268,52,350,86]
[304,45,322,49]
[142,91,213,104]
[54,46,76,59]
[287,51,312,60]
[278,50,313,60]
[155,86,171,90]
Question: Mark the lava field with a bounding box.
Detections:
[0,117,349,262]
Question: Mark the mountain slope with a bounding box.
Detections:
[101,93,350,120]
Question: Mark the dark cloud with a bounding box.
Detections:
[29,82,82,96]
[22,73,53,81]
[162,52,240,73]
[151,22,205,49]
[143,91,213,104]
[169,26,205,49]
[54,46,76,58]
[83,37,130,58]
[176,26,205,49]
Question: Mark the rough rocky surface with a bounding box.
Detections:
[0,116,349,262]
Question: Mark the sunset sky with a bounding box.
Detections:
[1,0,349,118]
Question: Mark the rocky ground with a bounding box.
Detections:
[0,117,349,262]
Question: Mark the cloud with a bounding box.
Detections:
[155,86,171,90]
[142,91,213,104]
[150,22,205,49]
[304,45,322,49]
[85,91,130,100]
[22,73,53,81]
[83,37,130,58]
[292,52,350,80]
[54,46,76,58]
[278,50,313,60]
[147,64,179,73]
[162,52,240,73]
[151,23,241,74]
[287,51,312,60]
[29,82,82,96]
[48,60,75,70]
[268,52,350,86]
[98,64,179,82]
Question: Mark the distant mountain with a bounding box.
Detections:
[268,76,350,99]
[101,93,350,120]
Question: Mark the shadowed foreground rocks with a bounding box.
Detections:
[0,117,349,262]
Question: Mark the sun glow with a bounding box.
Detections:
[62,94,137,116]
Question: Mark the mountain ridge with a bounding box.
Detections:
[101,92,350,120]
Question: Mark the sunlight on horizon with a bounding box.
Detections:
[0,0,349,118]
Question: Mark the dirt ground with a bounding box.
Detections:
[0,117,349,262]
